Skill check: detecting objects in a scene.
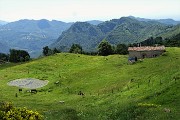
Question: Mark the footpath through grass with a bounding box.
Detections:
[0,47,179,120]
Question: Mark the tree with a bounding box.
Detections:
[98,40,112,56]
[53,48,61,54]
[116,44,128,55]
[139,37,163,46]
[69,44,83,54]
[43,46,50,56]
[164,33,180,47]
[0,53,9,62]
[154,37,163,45]
[9,49,30,63]
[43,46,61,56]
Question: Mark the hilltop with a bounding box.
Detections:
[50,22,104,51]
[0,47,179,119]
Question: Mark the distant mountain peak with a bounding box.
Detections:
[37,19,50,29]
[86,20,103,25]
[0,20,8,26]
[127,16,180,25]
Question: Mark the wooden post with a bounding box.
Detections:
[160,79,162,85]
[174,77,177,83]
[148,79,150,87]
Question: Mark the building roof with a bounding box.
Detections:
[128,46,165,51]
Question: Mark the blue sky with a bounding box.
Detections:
[0,0,180,22]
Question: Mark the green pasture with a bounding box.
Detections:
[0,47,179,120]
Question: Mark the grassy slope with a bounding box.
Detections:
[0,47,179,120]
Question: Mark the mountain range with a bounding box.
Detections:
[52,17,179,52]
[128,16,180,25]
[0,19,103,57]
[0,19,73,57]
[0,16,179,57]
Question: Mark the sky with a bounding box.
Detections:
[0,0,180,22]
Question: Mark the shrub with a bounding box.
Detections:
[0,101,43,120]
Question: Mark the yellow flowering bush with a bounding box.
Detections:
[0,101,43,120]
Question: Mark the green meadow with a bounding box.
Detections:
[0,47,179,120]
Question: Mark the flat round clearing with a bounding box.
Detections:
[7,78,49,89]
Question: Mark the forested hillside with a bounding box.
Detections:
[51,22,104,51]
[0,19,73,57]
[52,17,176,52]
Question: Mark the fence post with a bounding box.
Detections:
[160,79,162,85]
[148,79,151,87]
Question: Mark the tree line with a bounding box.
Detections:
[97,40,128,56]
[42,33,179,57]
[133,35,180,47]
[42,39,128,56]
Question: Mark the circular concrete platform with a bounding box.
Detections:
[7,78,49,89]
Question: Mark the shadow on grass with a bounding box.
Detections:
[0,62,29,70]
[44,108,79,120]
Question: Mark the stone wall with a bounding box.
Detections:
[129,50,164,59]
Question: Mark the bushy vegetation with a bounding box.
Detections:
[0,53,9,63]
[43,46,60,56]
[0,49,30,63]
[98,40,113,56]
[69,44,83,54]
[115,43,128,54]
[139,37,163,46]
[97,40,128,56]
[164,33,180,47]
[0,101,43,120]
[137,35,180,47]
[9,49,30,62]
